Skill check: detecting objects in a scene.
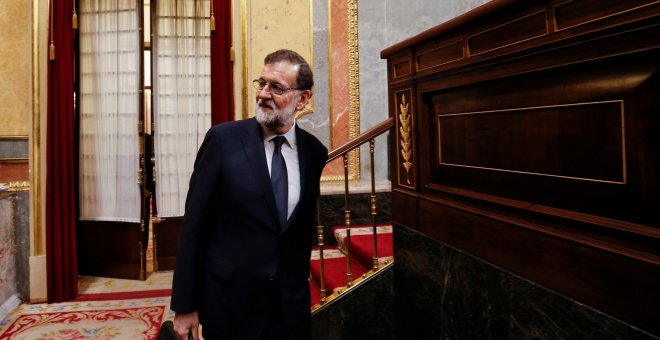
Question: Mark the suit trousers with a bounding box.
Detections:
[201,281,289,340]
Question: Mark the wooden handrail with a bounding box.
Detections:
[327,117,394,163]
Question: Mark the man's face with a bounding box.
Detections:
[255,61,310,132]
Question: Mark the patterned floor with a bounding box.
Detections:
[0,297,173,339]
[0,272,175,339]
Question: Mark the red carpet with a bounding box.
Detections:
[309,224,393,305]
[310,247,370,294]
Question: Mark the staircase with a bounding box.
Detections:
[309,224,393,308]
[306,117,395,311]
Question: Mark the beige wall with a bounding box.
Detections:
[0,0,32,136]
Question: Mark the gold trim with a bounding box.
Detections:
[346,0,360,180]
[139,241,146,280]
[32,0,44,256]
[398,94,412,185]
[1,181,31,192]
[321,0,361,182]
[395,89,415,189]
[321,174,350,182]
[0,135,29,141]
[437,100,627,184]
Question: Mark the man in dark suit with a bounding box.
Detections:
[170,49,328,340]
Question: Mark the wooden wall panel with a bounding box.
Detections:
[467,11,547,56]
[437,101,625,183]
[553,0,660,30]
[384,0,660,334]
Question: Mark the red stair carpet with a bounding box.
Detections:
[309,224,392,307]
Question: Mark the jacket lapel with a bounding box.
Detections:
[240,118,281,228]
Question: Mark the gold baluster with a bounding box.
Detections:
[370,139,379,270]
[317,199,327,303]
[343,154,353,287]
[139,241,146,280]
[151,201,160,272]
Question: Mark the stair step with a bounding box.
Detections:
[310,247,369,294]
[332,224,393,268]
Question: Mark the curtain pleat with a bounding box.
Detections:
[211,0,233,125]
[47,0,78,302]
[78,0,141,222]
[153,0,212,217]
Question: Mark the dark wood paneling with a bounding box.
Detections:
[391,190,418,230]
[385,0,660,335]
[78,221,145,280]
[426,51,659,225]
[554,0,660,30]
[393,59,411,78]
[437,101,624,183]
[467,11,547,56]
[153,217,183,271]
[416,40,463,71]
[389,50,413,83]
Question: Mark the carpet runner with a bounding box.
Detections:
[332,224,393,267]
[309,224,393,307]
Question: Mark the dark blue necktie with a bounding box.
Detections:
[271,136,288,227]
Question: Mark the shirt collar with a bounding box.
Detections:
[263,120,297,147]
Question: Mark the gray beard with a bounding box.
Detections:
[255,98,297,130]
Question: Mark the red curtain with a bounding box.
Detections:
[210,0,234,124]
[46,0,78,302]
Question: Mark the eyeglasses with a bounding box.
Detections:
[252,79,299,96]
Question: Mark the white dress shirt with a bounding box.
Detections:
[263,122,300,220]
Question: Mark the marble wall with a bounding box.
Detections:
[0,192,29,306]
[312,266,395,340]
[0,194,17,307]
[394,224,659,339]
[357,0,490,191]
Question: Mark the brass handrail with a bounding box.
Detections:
[313,117,394,312]
[326,117,394,162]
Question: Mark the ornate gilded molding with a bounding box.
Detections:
[399,94,412,184]
[346,0,360,181]
[1,181,31,192]
[320,0,360,182]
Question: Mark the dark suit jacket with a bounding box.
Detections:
[171,118,328,340]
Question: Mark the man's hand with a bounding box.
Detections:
[173,311,200,340]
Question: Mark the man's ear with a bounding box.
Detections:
[296,90,312,111]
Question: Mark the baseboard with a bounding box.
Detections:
[28,255,47,302]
